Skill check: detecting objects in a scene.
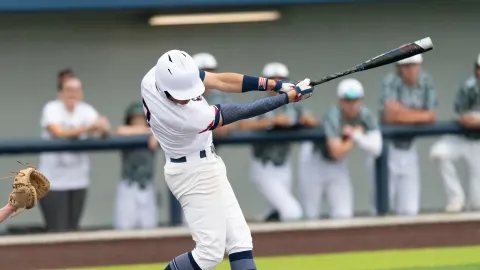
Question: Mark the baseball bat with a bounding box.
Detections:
[310,37,434,86]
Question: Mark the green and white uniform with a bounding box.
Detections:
[430,76,480,210]
[114,102,158,230]
[250,103,304,221]
[380,71,437,215]
[299,105,380,219]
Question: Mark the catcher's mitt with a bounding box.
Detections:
[8,166,50,217]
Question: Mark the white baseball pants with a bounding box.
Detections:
[430,135,480,209]
[114,180,158,230]
[250,159,302,221]
[298,142,353,220]
[387,143,420,216]
[164,151,252,270]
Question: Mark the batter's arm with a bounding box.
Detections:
[214,90,299,129]
[203,71,282,93]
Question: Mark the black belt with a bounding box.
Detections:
[170,146,215,163]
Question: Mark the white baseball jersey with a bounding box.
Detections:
[141,67,219,158]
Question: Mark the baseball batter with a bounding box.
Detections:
[300,78,382,219]
[240,62,316,222]
[141,50,313,270]
[430,53,480,213]
[380,54,437,216]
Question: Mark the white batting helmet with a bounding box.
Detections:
[193,53,218,70]
[262,62,289,78]
[155,50,205,100]
[337,78,364,99]
[397,54,423,65]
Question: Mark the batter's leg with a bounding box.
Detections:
[430,136,465,211]
[164,161,227,270]
[251,160,302,221]
[114,181,137,230]
[396,150,420,216]
[327,168,353,219]
[220,160,256,270]
[299,148,323,220]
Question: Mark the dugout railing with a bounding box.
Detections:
[0,121,478,226]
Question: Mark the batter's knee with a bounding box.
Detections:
[193,243,225,269]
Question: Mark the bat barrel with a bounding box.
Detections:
[415,37,433,51]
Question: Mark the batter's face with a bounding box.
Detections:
[475,66,480,79]
[130,115,148,127]
[398,64,421,86]
[340,98,363,118]
[59,77,83,109]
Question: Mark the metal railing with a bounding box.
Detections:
[1,121,478,225]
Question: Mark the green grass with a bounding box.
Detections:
[67,246,480,270]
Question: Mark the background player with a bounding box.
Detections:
[193,52,237,139]
[380,54,437,216]
[141,50,313,270]
[299,78,382,219]
[114,101,160,230]
[240,62,315,222]
[430,53,480,213]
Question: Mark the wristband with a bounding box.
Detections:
[242,75,269,92]
[273,80,282,91]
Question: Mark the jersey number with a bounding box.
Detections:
[142,98,151,125]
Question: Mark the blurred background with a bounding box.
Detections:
[0,0,479,247]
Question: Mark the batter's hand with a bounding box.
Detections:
[286,79,313,103]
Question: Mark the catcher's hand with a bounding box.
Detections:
[8,166,50,217]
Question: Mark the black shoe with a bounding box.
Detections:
[264,211,280,222]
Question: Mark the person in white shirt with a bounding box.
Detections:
[142,50,313,270]
[38,76,110,232]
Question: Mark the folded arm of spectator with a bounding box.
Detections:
[458,114,480,128]
[327,137,355,161]
[47,124,94,139]
[116,125,151,135]
[383,100,436,124]
[239,118,273,130]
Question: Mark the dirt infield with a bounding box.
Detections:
[1,214,480,270]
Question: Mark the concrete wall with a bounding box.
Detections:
[0,0,478,231]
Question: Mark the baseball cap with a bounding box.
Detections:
[126,101,145,117]
[476,53,480,67]
[397,54,423,65]
[263,62,289,78]
[337,78,364,99]
[193,53,218,70]
[155,50,205,100]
